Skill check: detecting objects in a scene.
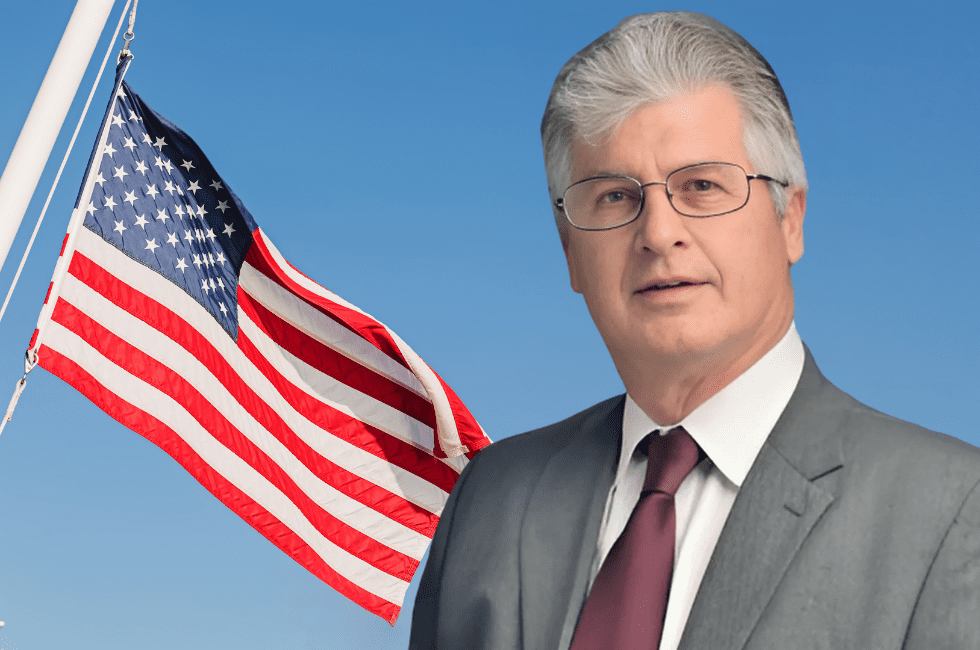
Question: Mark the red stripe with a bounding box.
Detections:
[247,233,412,371]
[68,249,449,526]
[59,257,420,580]
[60,232,69,257]
[239,289,436,429]
[236,325,458,495]
[36,345,401,625]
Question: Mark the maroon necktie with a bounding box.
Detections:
[570,427,702,650]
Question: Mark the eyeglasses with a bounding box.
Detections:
[554,162,789,231]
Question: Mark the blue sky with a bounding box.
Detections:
[0,1,977,648]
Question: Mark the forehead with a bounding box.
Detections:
[570,85,750,181]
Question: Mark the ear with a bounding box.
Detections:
[781,187,806,265]
[556,214,584,293]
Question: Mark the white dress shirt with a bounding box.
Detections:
[589,322,805,650]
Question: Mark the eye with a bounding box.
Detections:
[600,190,629,204]
[681,178,718,192]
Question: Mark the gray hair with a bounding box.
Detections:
[541,12,807,233]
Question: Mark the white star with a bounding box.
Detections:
[153,136,167,150]
[181,159,195,172]
[193,254,203,267]
[176,184,184,196]
[128,110,142,122]
[94,171,107,186]
[102,142,116,157]
[183,230,194,244]
[156,208,170,222]
[222,222,235,237]
[197,205,208,218]
[208,253,216,265]
[187,180,201,195]
[201,279,210,294]
[111,112,124,127]
[209,278,217,291]
[217,278,226,291]
[85,201,97,216]
[175,204,185,218]
[163,159,174,173]
[216,200,230,214]
[113,220,126,235]
[205,228,216,242]
[124,190,137,205]
[103,195,117,210]
[142,132,153,145]
[154,156,166,171]
[166,232,179,246]
[215,252,227,266]
[164,181,176,195]
[113,165,128,181]
[209,179,224,192]
[175,257,188,272]
[145,238,159,253]
[123,137,137,151]
[115,87,126,99]
[195,229,205,242]
[219,302,228,315]
[145,184,159,199]
[134,160,149,175]
[134,214,149,229]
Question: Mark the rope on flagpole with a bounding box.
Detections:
[0,0,133,439]
[118,0,139,62]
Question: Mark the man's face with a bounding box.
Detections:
[563,85,805,381]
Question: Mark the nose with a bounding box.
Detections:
[634,181,690,254]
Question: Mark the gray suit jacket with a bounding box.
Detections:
[410,349,980,649]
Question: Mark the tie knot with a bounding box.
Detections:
[642,427,701,496]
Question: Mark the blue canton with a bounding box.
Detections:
[82,75,258,339]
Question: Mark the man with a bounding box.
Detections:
[409,12,980,650]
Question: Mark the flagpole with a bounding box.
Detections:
[0,0,117,276]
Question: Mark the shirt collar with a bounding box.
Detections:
[621,322,805,488]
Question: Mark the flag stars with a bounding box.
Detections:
[209,278,217,291]
[145,184,159,199]
[123,137,137,151]
[145,238,159,253]
[128,110,142,122]
[103,195,117,210]
[175,257,188,272]
[153,136,167,150]
[85,201,97,216]
[124,190,138,205]
[183,230,194,244]
[164,181,177,195]
[187,180,201,195]
[216,201,230,214]
[115,87,126,99]
[205,228,216,242]
[219,302,228,316]
[209,180,224,192]
[134,160,149,175]
[217,278,226,292]
[156,208,170,222]
[142,132,153,145]
[197,205,208,218]
[175,204,185,218]
[95,171,107,186]
[215,251,227,266]
[103,142,117,157]
[195,229,205,242]
[113,220,126,235]
[134,214,149,229]
[181,159,195,172]
[222,222,235,238]
[193,254,203,268]
[113,165,129,181]
[201,279,210,294]
[111,112,124,127]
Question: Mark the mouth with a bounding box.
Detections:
[638,280,707,293]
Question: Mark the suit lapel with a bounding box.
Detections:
[519,397,623,650]
[678,348,847,650]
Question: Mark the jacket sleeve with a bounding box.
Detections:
[903,477,980,647]
[408,449,483,650]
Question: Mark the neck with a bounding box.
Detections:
[618,321,793,425]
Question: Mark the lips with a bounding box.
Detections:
[639,279,707,292]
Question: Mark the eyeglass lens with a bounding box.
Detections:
[562,163,751,229]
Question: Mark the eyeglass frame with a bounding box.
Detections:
[553,161,790,231]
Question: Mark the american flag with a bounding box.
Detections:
[27,58,490,624]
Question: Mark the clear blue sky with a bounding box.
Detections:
[0,1,977,648]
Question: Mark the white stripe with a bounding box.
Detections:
[258,230,477,458]
[42,319,410,606]
[58,244,434,558]
[72,229,449,511]
[240,263,427,399]
[238,308,439,470]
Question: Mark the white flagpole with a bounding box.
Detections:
[0,0,117,276]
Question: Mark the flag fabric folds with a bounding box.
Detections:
[27,57,490,624]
